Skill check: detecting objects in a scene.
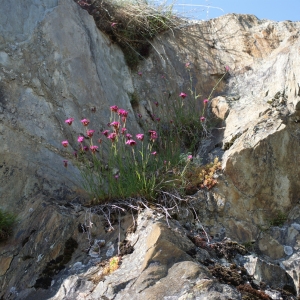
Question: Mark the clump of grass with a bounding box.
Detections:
[62,109,187,203]
[0,208,16,241]
[148,64,229,154]
[61,64,230,202]
[75,0,181,69]
[268,210,287,227]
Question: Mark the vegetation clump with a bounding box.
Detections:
[268,210,287,227]
[61,65,229,203]
[75,0,180,68]
[0,208,16,241]
[184,157,222,194]
[91,255,122,284]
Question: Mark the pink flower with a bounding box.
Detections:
[125,139,136,146]
[90,145,98,153]
[138,72,142,76]
[149,130,157,141]
[136,134,144,141]
[118,109,129,118]
[187,155,193,160]
[65,118,74,125]
[108,132,117,142]
[200,116,206,122]
[81,119,90,126]
[203,99,209,104]
[126,133,132,140]
[78,136,84,143]
[102,130,109,137]
[110,105,119,112]
[115,174,119,180]
[154,101,159,107]
[179,92,187,99]
[87,129,95,137]
[110,121,120,129]
[185,62,191,68]
[151,151,157,156]
[121,127,127,134]
[83,146,89,151]
[62,140,69,147]
[138,114,142,118]
[78,0,90,7]
[156,118,160,122]
[111,22,117,27]
[225,66,230,71]
[98,139,102,144]
[63,160,68,168]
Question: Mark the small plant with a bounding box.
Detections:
[257,210,288,234]
[0,208,16,241]
[184,157,222,194]
[103,255,121,275]
[91,255,122,284]
[242,241,255,252]
[268,210,287,227]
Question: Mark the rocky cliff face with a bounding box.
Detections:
[1,0,300,299]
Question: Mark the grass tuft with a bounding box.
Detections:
[75,0,181,69]
[0,209,16,241]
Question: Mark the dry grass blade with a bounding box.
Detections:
[75,0,182,68]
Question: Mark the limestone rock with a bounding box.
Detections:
[258,233,285,259]
[1,0,300,297]
[45,210,243,300]
[0,256,13,276]
[211,96,230,120]
[242,255,296,294]
[0,0,138,212]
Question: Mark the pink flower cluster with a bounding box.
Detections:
[62,117,99,159]
[61,108,159,168]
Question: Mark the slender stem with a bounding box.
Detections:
[207,71,228,101]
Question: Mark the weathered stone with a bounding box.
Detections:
[211,96,229,120]
[1,0,300,297]
[284,246,293,256]
[243,255,296,293]
[0,0,139,213]
[258,233,285,259]
[0,256,13,276]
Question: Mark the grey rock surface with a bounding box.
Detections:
[46,210,242,300]
[1,0,300,298]
[0,0,138,210]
